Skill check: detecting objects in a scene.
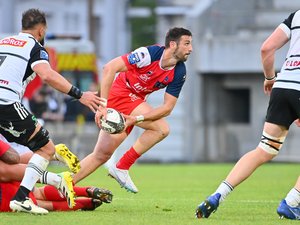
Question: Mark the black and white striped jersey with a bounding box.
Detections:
[275,10,300,90]
[0,32,49,105]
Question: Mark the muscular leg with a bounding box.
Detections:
[12,124,56,202]
[73,130,127,184]
[115,102,169,170]
[225,122,288,187]
[130,102,170,155]
[107,102,170,193]
[195,122,289,218]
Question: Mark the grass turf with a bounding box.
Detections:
[1,163,299,225]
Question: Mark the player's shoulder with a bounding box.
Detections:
[130,45,164,64]
[145,45,164,61]
[175,61,186,75]
[283,10,300,28]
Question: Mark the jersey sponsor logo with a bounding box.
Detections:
[286,60,300,66]
[129,93,141,102]
[138,71,153,83]
[128,52,140,65]
[0,79,9,85]
[0,38,27,47]
[153,76,169,89]
[0,122,26,137]
[154,81,167,89]
[139,74,151,82]
[132,82,151,93]
[40,50,49,60]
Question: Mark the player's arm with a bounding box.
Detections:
[95,56,128,124]
[144,92,177,121]
[33,62,73,93]
[0,141,20,164]
[33,63,102,112]
[261,25,289,95]
[124,93,177,127]
[100,56,128,100]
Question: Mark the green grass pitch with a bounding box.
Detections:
[1,163,298,225]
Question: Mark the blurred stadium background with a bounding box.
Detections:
[0,0,298,163]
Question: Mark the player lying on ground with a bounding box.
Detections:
[0,181,112,212]
[195,10,300,221]
[0,137,113,214]
[0,139,78,212]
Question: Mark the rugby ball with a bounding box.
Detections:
[100,108,125,134]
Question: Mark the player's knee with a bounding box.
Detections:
[92,150,112,163]
[161,125,170,138]
[26,127,50,151]
[258,131,286,156]
[156,123,170,140]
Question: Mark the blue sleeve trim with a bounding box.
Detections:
[166,62,186,98]
[147,45,164,62]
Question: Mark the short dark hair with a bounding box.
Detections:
[165,27,192,48]
[22,8,47,30]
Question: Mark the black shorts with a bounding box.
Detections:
[265,88,300,129]
[0,102,37,145]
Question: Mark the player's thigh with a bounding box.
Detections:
[93,129,127,156]
[0,103,36,145]
[263,122,288,138]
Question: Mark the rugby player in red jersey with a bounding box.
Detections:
[73,27,193,193]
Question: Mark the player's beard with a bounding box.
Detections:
[173,47,188,62]
[40,37,45,46]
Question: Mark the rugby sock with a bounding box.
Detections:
[52,199,88,211]
[116,147,140,170]
[43,185,90,201]
[214,180,234,203]
[14,154,49,201]
[285,188,300,207]
[40,171,61,188]
[43,185,64,201]
[74,186,89,197]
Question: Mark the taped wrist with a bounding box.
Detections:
[68,86,83,99]
[135,115,144,124]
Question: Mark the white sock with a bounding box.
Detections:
[20,153,49,191]
[39,171,61,188]
[213,181,234,203]
[285,188,300,207]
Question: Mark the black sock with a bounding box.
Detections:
[13,186,31,201]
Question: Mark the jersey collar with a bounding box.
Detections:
[18,32,35,39]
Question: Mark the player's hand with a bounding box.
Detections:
[123,114,136,128]
[79,91,103,113]
[95,105,107,128]
[263,79,275,96]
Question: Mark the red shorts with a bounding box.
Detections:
[0,140,10,157]
[108,76,145,134]
[0,182,36,212]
